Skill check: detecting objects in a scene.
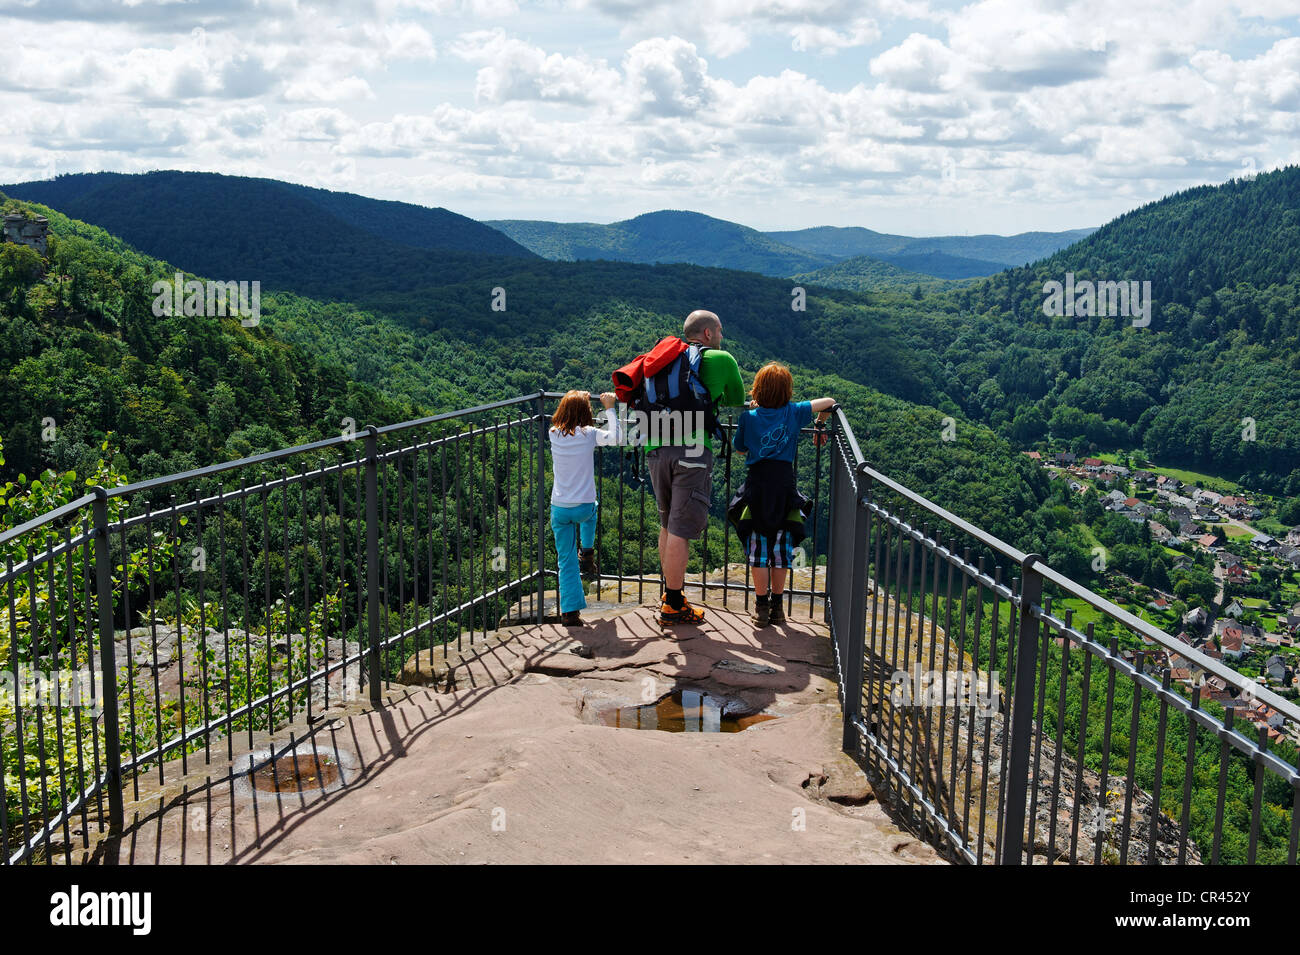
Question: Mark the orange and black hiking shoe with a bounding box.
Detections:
[658,597,705,625]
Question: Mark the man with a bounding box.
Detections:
[646,309,745,624]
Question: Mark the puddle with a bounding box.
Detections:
[251,752,341,793]
[233,742,357,802]
[599,688,778,733]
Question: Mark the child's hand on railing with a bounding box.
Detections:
[599,392,616,409]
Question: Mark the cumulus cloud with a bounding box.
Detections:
[451,29,620,104]
[622,36,715,117]
[870,33,955,92]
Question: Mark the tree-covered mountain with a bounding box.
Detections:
[493,211,1093,280]
[770,225,1096,267]
[488,210,829,276]
[0,192,425,484]
[881,166,1300,493]
[1,170,537,286]
[871,250,1009,280]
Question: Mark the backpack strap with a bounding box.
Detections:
[685,342,725,442]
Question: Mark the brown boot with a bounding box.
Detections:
[769,598,786,626]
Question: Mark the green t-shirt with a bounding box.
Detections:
[644,347,746,453]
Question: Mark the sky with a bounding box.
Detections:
[1,0,1298,235]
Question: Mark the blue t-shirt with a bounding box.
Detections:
[732,401,813,464]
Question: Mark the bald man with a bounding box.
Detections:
[645,309,745,624]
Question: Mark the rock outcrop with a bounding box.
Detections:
[3,212,49,255]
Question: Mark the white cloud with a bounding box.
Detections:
[869,33,954,92]
[282,108,359,141]
[622,36,715,117]
[451,29,620,104]
[790,17,880,54]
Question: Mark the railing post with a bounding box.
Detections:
[1000,553,1044,865]
[363,425,383,705]
[823,428,838,628]
[535,392,547,625]
[91,488,124,834]
[841,463,871,754]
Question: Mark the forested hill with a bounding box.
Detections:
[491,211,1092,280]
[0,192,425,485]
[912,165,1300,493]
[770,225,1096,268]
[1037,169,1300,302]
[793,255,970,293]
[1,171,537,280]
[487,210,829,276]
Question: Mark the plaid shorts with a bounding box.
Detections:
[746,530,793,569]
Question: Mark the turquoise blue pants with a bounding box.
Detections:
[550,502,597,613]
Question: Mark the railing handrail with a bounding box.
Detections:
[0,491,97,549]
[0,394,547,551]
[824,405,1300,725]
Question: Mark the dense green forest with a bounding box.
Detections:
[0,195,425,487]
[792,254,971,294]
[914,167,1300,492]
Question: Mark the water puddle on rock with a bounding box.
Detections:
[600,688,778,733]
[251,752,341,793]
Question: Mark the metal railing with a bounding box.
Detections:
[0,392,828,864]
[822,407,1300,865]
[2,393,1295,864]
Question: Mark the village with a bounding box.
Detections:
[1024,449,1300,747]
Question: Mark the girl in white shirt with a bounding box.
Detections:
[549,390,621,626]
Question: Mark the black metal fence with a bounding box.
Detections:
[0,392,828,864]
[2,393,1296,864]
[822,407,1300,865]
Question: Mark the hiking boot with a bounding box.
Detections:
[659,598,705,626]
[752,600,771,628]
[579,547,597,578]
[561,610,585,628]
[769,599,786,626]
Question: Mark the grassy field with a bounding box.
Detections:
[1092,453,1241,494]
[1224,524,1254,539]
[1255,517,1291,537]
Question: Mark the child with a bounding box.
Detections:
[549,390,621,627]
[729,363,833,627]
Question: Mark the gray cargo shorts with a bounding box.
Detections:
[647,445,714,540]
